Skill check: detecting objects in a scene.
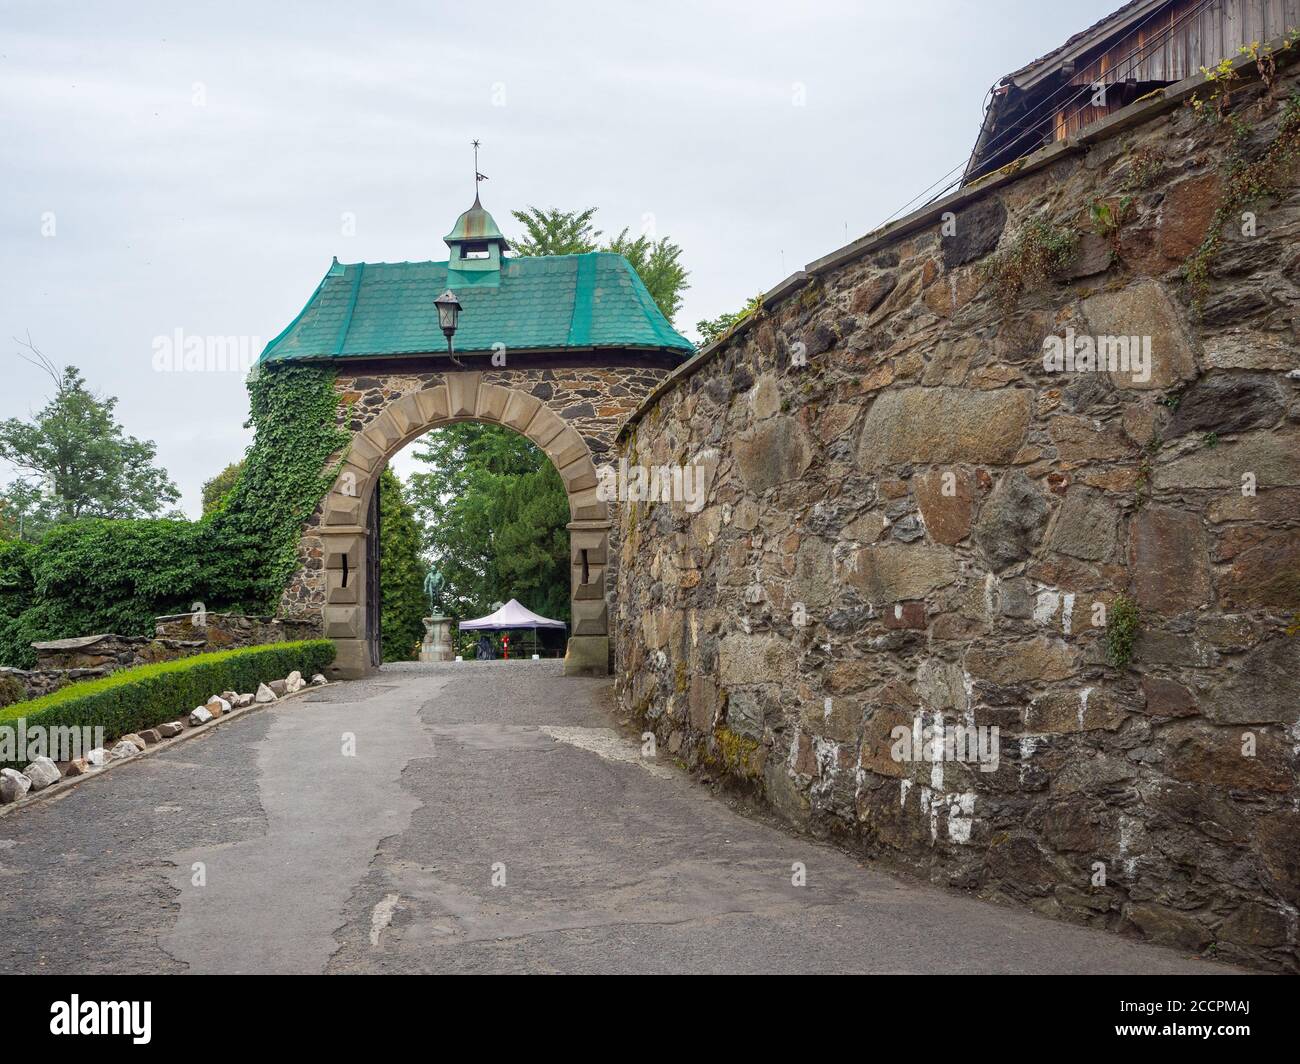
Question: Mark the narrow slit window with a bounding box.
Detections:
[580,549,590,585]
[341,553,349,588]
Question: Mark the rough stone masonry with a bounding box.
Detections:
[614,51,1300,970]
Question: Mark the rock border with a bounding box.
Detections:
[0,676,338,818]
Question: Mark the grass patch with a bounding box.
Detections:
[1106,595,1141,668]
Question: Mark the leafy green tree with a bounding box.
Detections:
[202,461,245,516]
[0,340,180,523]
[695,295,764,348]
[509,206,601,257]
[377,467,427,662]
[406,423,569,625]
[0,480,58,541]
[510,206,690,322]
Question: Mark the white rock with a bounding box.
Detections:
[233,692,255,708]
[87,747,109,767]
[110,739,142,759]
[254,683,276,703]
[205,695,231,717]
[310,673,327,686]
[0,767,32,803]
[188,706,214,726]
[23,755,61,791]
[284,671,306,694]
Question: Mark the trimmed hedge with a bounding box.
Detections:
[0,640,334,768]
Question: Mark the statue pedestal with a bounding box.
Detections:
[419,615,454,662]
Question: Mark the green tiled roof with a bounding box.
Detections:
[259,252,694,362]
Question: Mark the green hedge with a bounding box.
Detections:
[0,639,335,768]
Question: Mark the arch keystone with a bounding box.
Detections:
[446,372,482,418]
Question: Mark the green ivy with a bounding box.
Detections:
[203,364,350,608]
[1184,90,1300,312]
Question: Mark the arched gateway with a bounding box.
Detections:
[260,193,693,678]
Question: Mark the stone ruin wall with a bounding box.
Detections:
[614,57,1300,971]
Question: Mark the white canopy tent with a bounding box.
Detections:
[458,599,567,632]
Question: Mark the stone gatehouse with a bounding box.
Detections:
[263,193,694,677]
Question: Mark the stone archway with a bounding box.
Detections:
[313,371,611,679]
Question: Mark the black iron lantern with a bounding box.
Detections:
[434,289,462,352]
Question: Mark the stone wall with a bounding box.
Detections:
[614,51,1300,971]
[10,614,322,703]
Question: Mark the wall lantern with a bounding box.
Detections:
[434,289,462,352]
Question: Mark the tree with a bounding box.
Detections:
[695,295,764,348]
[0,338,180,524]
[0,480,58,541]
[202,461,245,515]
[509,206,602,257]
[406,423,570,625]
[377,467,427,663]
[510,207,690,322]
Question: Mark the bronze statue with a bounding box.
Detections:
[423,565,446,616]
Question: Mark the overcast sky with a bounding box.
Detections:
[0,0,1121,515]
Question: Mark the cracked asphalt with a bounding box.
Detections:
[0,661,1237,974]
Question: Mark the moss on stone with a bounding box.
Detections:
[713,726,761,780]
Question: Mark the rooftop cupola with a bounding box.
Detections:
[444,141,509,287]
[445,192,509,275]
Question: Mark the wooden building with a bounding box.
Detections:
[963,0,1300,183]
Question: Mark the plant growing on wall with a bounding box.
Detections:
[980,216,1078,314]
[1106,594,1141,668]
[1184,89,1300,312]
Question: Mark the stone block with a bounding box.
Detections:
[841,544,958,601]
[733,416,814,493]
[563,636,609,677]
[718,635,791,686]
[973,471,1049,572]
[0,767,32,803]
[1127,506,1211,614]
[965,638,1079,685]
[857,387,1031,467]
[913,468,975,545]
[22,756,60,791]
[1079,280,1198,390]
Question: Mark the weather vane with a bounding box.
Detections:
[472,139,488,193]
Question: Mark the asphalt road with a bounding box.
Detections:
[0,661,1236,974]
